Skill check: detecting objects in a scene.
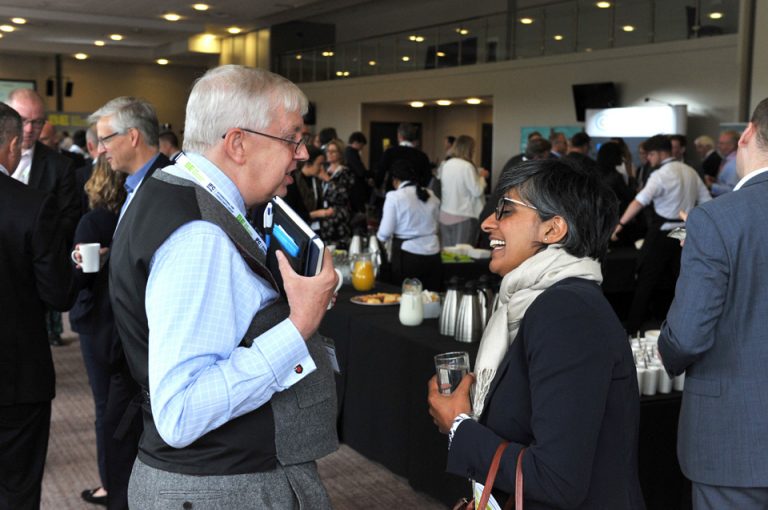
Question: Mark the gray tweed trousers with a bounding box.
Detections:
[128,458,332,509]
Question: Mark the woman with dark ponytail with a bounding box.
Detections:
[376,159,443,290]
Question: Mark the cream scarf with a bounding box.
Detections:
[471,245,603,417]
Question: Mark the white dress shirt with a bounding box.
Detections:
[377,181,441,255]
[11,145,34,184]
[635,158,711,230]
[0,164,9,176]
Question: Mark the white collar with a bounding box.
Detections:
[0,164,8,176]
[734,166,768,191]
[399,141,414,148]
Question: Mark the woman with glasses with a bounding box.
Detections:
[428,160,644,509]
[315,139,353,247]
[438,135,488,246]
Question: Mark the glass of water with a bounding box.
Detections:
[434,351,470,395]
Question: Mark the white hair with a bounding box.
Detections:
[694,135,714,148]
[88,97,160,147]
[183,65,308,154]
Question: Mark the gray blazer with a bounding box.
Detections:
[658,170,768,487]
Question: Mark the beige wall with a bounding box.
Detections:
[359,103,492,165]
[300,35,739,189]
[0,54,207,134]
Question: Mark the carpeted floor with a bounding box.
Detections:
[41,323,444,509]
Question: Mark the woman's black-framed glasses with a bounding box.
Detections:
[495,196,537,220]
[223,127,305,155]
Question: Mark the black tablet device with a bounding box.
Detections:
[265,196,324,289]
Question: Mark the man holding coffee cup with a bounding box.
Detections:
[0,103,75,508]
[109,65,339,508]
[659,98,768,508]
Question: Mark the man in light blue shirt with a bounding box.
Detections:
[110,66,339,509]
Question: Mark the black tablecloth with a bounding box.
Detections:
[321,282,688,509]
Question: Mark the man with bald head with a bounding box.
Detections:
[5,89,79,242]
[6,89,80,347]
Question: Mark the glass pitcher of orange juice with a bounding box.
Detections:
[350,252,375,291]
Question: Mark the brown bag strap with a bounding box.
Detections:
[476,442,509,510]
[474,443,527,510]
[513,448,526,510]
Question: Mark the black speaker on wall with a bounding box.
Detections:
[65,81,73,97]
[46,79,54,96]
[572,82,618,122]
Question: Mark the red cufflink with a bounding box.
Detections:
[294,364,303,374]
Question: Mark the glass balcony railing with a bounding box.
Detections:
[277,0,738,83]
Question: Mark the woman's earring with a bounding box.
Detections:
[544,236,549,242]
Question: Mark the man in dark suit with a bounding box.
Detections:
[80,97,171,509]
[659,98,768,509]
[0,103,75,510]
[6,89,79,243]
[374,122,432,189]
[7,88,80,347]
[694,135,721,179]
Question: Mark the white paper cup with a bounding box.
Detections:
[636,368,646,395]
[657,369,673,394]
[642,366,660,395]
[674,373,685,391]
[72,243,100,273]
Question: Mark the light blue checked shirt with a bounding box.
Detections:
[145,152,315,448]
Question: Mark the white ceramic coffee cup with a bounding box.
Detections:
[72,243,101,273]
[327,268,344,310]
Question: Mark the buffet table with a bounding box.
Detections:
[320,283,689,509]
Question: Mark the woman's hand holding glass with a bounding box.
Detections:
[427,373,474,434]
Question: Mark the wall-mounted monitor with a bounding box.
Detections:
[572,82,617,122]
[0,79,36,103]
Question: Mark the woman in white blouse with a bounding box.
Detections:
[438,135,488,246]
[376,160,442,290]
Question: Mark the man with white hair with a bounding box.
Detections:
[110,65,339,509]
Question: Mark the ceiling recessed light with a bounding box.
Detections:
[466,98,483,105]
[0,25,16,32]
[94,40,105,46]
[11,18,26,25]
[109,34,123,41]
[553,34,564,40]
[401,56,410,62]
[295,54,302,60]
[368,60,377,66]
[708,11,724,20]
[520,17,534,25]
[74,53,88,60]
[322,51,334,57]
[156,58,170,65]
[336,71,343,77]
[192,3,210,10]
[585,47,593,52]
[436,51,446,58]
[436,100,452,106]
[596,1,612,8]
[455,28,469,35]
[343,71,350,77]
[0,34,4,39]
[410,101,425,108]
[227,26,242,34]
[622,25,635,32]
[163,13,181,22]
